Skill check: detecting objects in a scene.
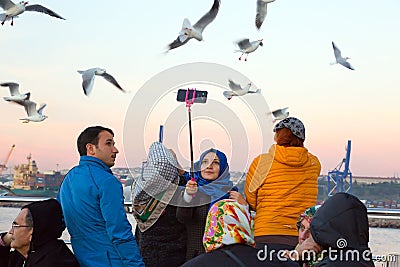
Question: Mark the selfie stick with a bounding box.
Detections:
[185,89,196,181]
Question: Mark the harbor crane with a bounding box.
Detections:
[326,140,353,197]
[0,144,16,176]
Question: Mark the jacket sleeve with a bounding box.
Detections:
[0,232,11,266]
[245,155,261,210]
[244,151,274,211]
[99,176,145,267]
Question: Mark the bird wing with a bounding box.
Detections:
[339,61,355,70]
[79,69,96,96]
[25,4,65,19]
[22,100,38,116]
[37,103,46,115]
[332,41,342,60]
[236,39,251,50]
[255,0,267,30]
[168,34,190,51]
[228,79,243,91]
[272,107,287,117]
[193,0,220,33]
[100,72,126,92]
[0,0,16,11]
[0,82,20,95]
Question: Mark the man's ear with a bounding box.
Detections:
[86,143,95,156]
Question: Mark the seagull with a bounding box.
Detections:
[331,41,354,70]
[0,0,65,26]
[77,68,126,96]
[16,100,47,123]
[1,82,30,102]
[167,0,220,51]
[235,38,263,61]
[255,0,276,30]
[223,79,261,100]
[270,107,289,122]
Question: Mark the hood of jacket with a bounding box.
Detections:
[22,199,64,250]
[273,144,309,167]
[310,193,370,251]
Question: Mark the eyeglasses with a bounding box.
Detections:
[11,222,32,231]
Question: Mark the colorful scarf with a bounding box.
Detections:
[184,148,237,207]
[296,205,321,267]
[296,205,321,228]
[203,199,255,252]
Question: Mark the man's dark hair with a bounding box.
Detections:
[77,126,114,156]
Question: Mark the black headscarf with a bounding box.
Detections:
[310,192,370,250]
[22,199,64,250]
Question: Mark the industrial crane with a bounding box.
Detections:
[326,140,353,197]
[0,144,16,175]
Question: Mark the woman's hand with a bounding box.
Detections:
[229,191,247,206]
[185,179,198,196]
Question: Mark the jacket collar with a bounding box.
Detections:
[79,156,113,174]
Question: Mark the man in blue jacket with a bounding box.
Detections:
[58,126,144,267]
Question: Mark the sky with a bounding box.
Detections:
[0,0,399,177]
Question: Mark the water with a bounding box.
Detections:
[1,207,399,265]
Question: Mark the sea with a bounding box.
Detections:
[1,207,399,266]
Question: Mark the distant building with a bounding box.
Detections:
[12,154,65,191]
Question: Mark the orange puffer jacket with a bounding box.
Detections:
[245,144,321,237]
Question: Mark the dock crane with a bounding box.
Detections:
[326,140,353,197]
[0,144,16,176]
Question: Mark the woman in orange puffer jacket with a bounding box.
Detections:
[245,117,321,252]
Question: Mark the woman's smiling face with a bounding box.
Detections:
[200,152,220,180]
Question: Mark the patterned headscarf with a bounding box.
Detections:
[273,117,306,140]
[203,199,255,252]
[185,148,237,207]
[296,205,321,229]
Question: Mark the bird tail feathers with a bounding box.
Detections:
[181,18,192,31]
[77,70,84,74]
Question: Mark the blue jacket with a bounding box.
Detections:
[58,156,144,267]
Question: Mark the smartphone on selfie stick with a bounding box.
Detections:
[176,88,208,182]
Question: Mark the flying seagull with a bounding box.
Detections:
[235,38,263,61]
[223,79,261,100]
[16,100,47,123]
[77,68,126,96]
[255,0,276,30]
[270,107,289,122]
[167,0,220,51]
[1,82,30,102]
[0,0,65,26]
[331,41,354,70]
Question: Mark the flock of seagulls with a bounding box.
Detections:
[0,0,64,26]
[1,82,47,123]
[1,0,355,123]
